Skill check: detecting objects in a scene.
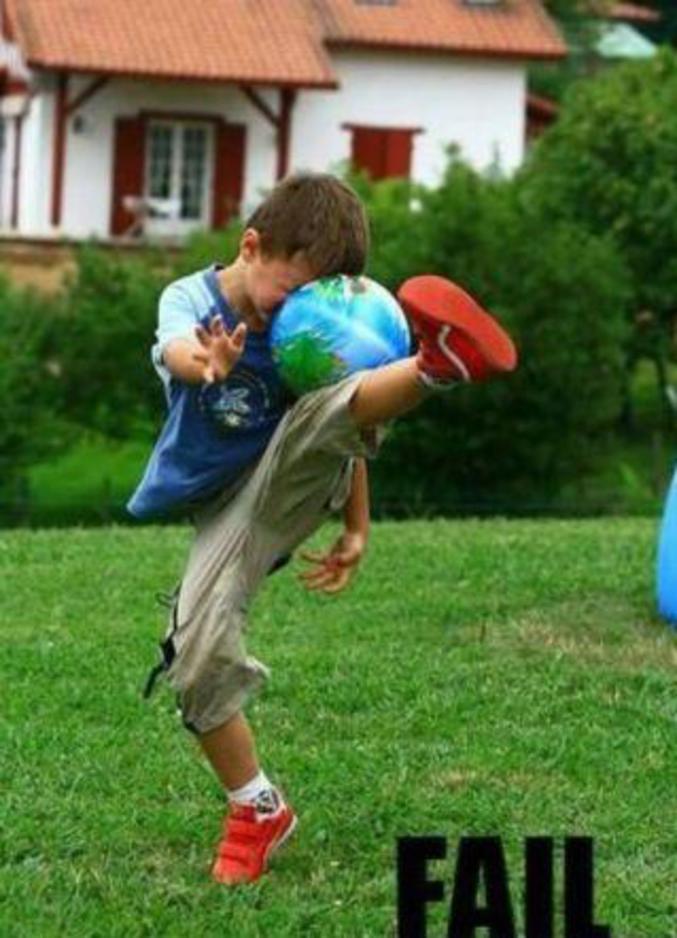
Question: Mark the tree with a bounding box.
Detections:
[355,159,630,512]
[640,1,677,46]
[0,277,65,516]
[531,0,618,102]
[520,48,677,424]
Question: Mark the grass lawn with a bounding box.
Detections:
[0,519,675,937]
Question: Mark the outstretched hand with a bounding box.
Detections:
[298,530,367,595]
[192,315,247,383]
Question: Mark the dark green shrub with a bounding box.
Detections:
[1,153,635,520]
[173,225,243,277]
[359,160,631,512]
[521,49,677,372]
[0,276,70,507]
[52,246,166,439]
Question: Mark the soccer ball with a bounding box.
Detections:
[270,275,411,397]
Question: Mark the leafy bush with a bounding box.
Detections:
[1,151,635,519]
[51,246,166,439]
[358,159,631,511]
[521,49,677,369]
[0,276,72,508]
[173,224,243,277]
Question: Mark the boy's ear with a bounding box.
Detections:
[240,228,261,262]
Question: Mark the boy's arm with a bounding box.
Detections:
[163,318,247,385]
[343,457,370,539]
[298,458,370,595]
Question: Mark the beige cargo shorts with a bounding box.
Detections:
[147,371,387,735]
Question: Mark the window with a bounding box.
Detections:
[145,120,213,234]
[344,124,421,181]
[111,114,246,237]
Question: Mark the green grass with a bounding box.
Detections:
[1,519,675,937]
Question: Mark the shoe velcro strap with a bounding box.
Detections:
[227,819,260,841]
[220,841,254,864]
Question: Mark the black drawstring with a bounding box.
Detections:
[143,583,181,700]
[142,661,166,699]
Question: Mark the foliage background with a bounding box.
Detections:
[3,51,677,524]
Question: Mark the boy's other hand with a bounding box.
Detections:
[193,315,247,383]
[298,530,367,595]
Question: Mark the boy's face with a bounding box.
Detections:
[241,229,316,325]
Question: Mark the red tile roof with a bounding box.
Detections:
[608,2,660,22]
[7,0,566,87]
[320,0,566,60]
[7,0,338,87]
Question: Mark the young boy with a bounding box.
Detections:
[130,172,516,886]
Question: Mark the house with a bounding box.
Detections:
[607,2,661,28]
[525,91,558,142]
[597,1,660,59]
[525,3,661,144]
[0,0,564,241]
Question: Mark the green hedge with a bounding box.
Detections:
[0,151,645,520]
[357,162,630,510]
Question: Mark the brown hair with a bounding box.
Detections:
[245,172,369,276]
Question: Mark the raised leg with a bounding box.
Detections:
[349,357,427,428]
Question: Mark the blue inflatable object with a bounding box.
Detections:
[269,274,411,397]
[656,465,677,627]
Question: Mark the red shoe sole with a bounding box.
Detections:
[397,275,518,373]
[263,811,298,869]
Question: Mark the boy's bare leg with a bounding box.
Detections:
[204,710,296,886]
[199,712,260,791]
[349,357,428,428]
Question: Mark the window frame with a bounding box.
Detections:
[143,117,215,236]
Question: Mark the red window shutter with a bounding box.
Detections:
[352,128,386,180]
[110,117,145,236]
[350,127,415,181]
[212,122,246,229]
[384,129,413,179]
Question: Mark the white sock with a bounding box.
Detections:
[228,770,276,806]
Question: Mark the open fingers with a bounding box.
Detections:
[191,351,214,383]
[304,570,348,593]
[299,573,334,591]
[307,566,351,594]
[298,560,338,583]
[321,570,351,594]
[299,550,330,566]
[231,322,247,349]
[195,324,211,348]
[210,315,225,337]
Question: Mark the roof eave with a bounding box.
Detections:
[324,38,568,62]
[25,59,340,91]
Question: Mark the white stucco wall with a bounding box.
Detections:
[19,87,52,233]
[32,75,280,239]
[6,47,526,239]
[291,49,526,186]
[0,88,50,232]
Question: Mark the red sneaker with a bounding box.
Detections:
[212,790,297,886]
[397,275,517,388]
